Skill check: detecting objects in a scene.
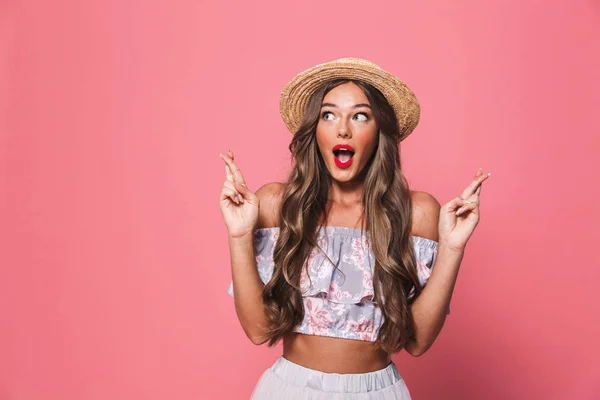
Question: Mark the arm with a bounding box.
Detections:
[404,243,464,356]
[228,232,269,345]
[404,170,490,356]
[404,191,459,356]
[227,181,283,345]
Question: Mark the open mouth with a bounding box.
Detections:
[332,144,355,168]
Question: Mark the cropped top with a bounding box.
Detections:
[227,226,445,342]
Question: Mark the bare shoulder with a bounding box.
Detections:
[410,190,441,242]
[255,182,285,229]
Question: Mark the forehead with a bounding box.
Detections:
[322,82,370,105]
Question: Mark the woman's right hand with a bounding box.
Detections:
[218,150,259,238]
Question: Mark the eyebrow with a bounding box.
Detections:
[321,103,372,109]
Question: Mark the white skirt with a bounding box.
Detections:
[251,356,412,399]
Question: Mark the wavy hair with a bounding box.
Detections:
[261,79,422,353]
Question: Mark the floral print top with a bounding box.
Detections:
[227,226,443,342]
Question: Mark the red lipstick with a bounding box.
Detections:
[332,144,355,169]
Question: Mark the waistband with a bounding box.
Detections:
[270,356,402,393]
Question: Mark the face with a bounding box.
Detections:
[316,82,379,183]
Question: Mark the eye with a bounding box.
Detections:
[321,111,335,121]
[354,112,369,121]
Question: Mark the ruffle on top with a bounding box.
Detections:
[227,226,445,342]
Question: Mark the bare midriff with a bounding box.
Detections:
[282,332,392,374]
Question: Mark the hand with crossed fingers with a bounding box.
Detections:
[218,149,260,238]
[438,168,491,253]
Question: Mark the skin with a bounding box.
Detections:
[316,82,379,210]
[219,83,491,373]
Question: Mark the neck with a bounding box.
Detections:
[328,179,364,207]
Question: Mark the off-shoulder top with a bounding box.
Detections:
[227,226,446,342]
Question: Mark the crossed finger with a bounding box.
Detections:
[219,151,248,188]
[461,168,490,200]
[224,149,234,182]
[475,168,484,196]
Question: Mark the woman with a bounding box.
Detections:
[219,58,490,399]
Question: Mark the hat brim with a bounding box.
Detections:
[279,58,420,141]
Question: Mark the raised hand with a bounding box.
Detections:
[438,168,491,252]
[218,149,260,238]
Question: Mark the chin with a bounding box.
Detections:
[331,174,354,183]
[327,165,359,182]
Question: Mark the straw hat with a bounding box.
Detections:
[279,57,420,141]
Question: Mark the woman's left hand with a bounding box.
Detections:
[438,168,491,252]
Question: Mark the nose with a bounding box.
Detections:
[337,120,352,139]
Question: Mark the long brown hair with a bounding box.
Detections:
[262,79,422,353]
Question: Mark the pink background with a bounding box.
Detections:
[1,0,599,399]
